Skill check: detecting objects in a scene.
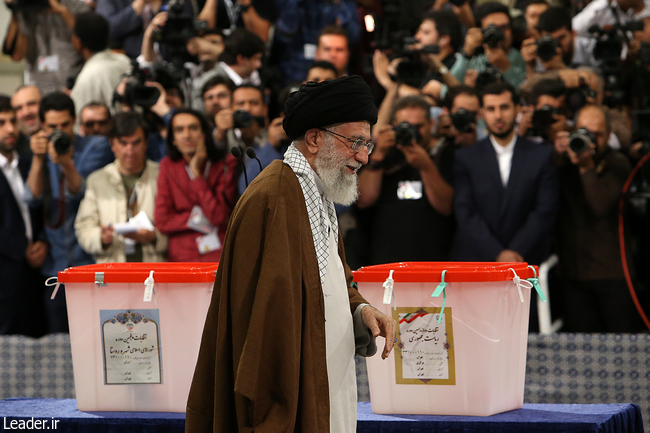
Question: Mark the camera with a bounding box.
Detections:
[393,121,421,146]
[482,24,505,49]
[532,105,558,130]
[450,108,476,133]
[568,127,596,155]
[536,36,560,62]
[392,37,441,88]
[118,61,162,108]
[151,0,209,80]
[232,110,253,129]
[565,80,596,114]
[232,110,265,129]
[49,130,72,155]
[475,63,503,92]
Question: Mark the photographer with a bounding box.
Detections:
[70,12,131,122]
[212,85,287,194]
[521,7,598,77]
[415,10,464,81]
[357,95,454,265]
[572,0,650,36]
[519,78,570,143]
[191,28,264,111]
[201,75,235,126]
[522,0,548,39]
[96,0,195,60]
[3,0,89,94]
[553,104,640,332]
[450,2,527,89]
[25,92,114,332]
[439,85,481,148]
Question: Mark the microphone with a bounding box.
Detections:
[245,147,263,173]
[231,146,248,187]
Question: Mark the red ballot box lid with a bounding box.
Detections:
[58,262,220,284]
[353,262,537,283]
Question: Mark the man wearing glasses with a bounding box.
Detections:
[79,102,111,137]
[358,94,455,265]
[186,76,395,433]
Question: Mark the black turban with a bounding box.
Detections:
[282,75,378,141]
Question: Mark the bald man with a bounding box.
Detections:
[186,76,395,433]
[554,104,640,333]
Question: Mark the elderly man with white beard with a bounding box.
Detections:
[186,76,396,433]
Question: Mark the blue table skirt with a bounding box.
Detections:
[0,398,644,433]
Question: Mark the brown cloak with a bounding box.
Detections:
[185,160,368,432]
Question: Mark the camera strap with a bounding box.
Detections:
[45,174,66,230]
[610,4,632,46]
[223,0,241,32]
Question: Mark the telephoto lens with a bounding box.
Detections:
[568,127,596,155]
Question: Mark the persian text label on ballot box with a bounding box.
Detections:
[393,307,455,385]
[101,309,162,385]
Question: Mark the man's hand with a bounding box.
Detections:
[371,125,396,162]
[189,137,208,178]
[48,0,67,14]
[464,69,479,87]
[101,225,114,248]
[373,50,397,90]
[215,108,234,141]
[496,249,524,262]
[361,305,396,360]
[145,81,171,118]
[149,11,168,32]
[463,27,483,58]
[123,229,156,244]
[48,140,74,167]
[518,106,534,137]
[25,241,48,268]
[397,142,435,171]
[30,131,49,159]
[485,44,510,72]
[268,116,287,149]
[521,37,538,64]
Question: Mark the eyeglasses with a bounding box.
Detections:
[318,128,374,155]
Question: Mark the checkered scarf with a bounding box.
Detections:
[283,144,338,287]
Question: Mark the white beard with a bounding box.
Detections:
[314,136,360,206]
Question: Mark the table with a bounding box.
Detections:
[0,398,643,433]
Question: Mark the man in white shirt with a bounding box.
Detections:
[70,12,131,122]
[0,95,48,337]
[572,0,650,36]
[451,81,559,267]
[191,28,265,111]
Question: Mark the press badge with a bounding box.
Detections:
[196,229,221,254]
[304,43,316,59]
[37,55,60,72]
[397,180,423,200]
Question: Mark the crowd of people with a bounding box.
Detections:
[2,0,650,338]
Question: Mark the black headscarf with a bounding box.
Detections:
[282,76,378,141]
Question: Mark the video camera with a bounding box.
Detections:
[384,36,441,89]
[588,21,644,107]
[152,0,208,81]
[116,61,162,109]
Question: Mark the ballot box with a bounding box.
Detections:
[57,263,218,412]
[354,262,540,416]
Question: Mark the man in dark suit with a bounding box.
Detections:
[0,95,48,337]
[451,81,558,266]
